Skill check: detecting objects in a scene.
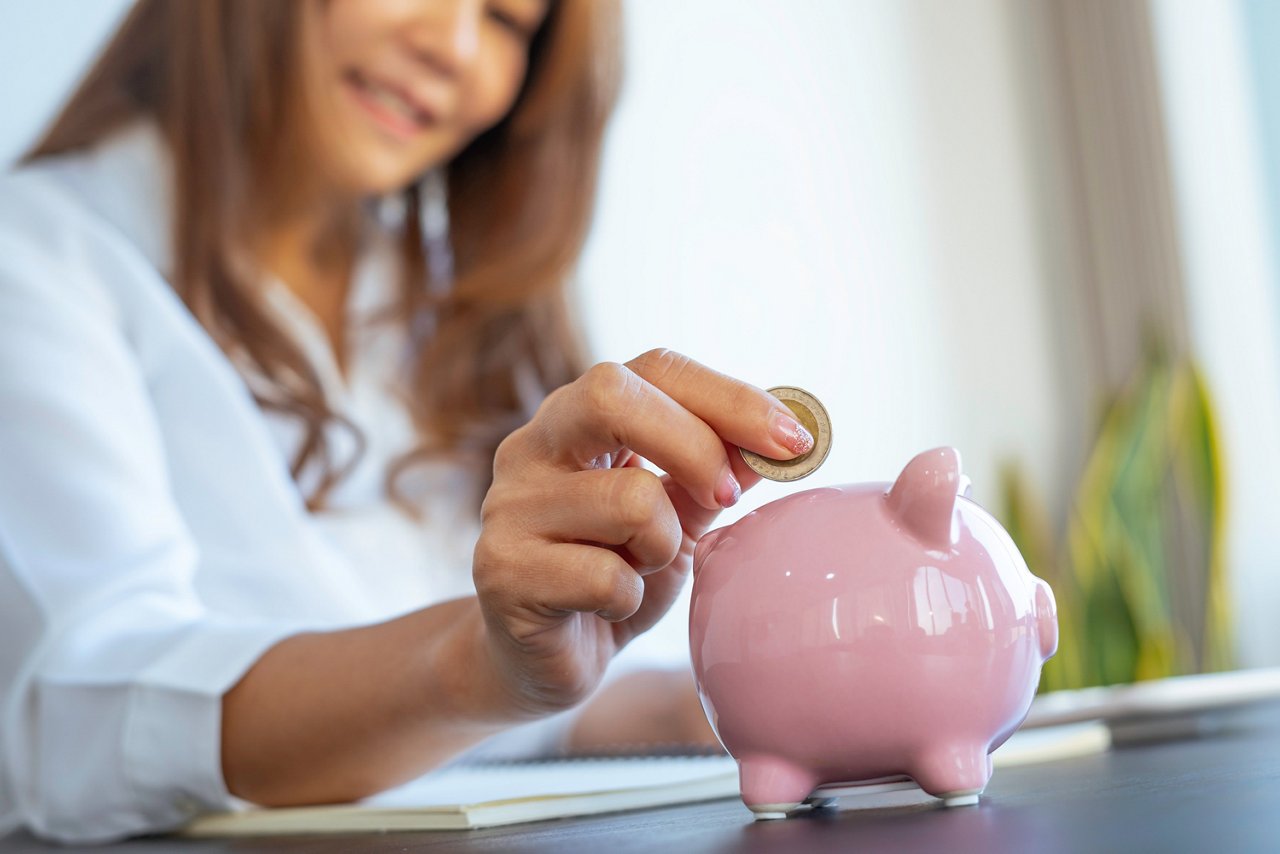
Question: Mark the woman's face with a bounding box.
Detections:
[305,0,549,197]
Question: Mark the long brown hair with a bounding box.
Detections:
[29,0,621,510]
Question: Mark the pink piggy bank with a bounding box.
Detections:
[689,447,1057,819]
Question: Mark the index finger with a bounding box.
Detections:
[625,349,814,460]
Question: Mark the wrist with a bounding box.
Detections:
[432,600,539,730]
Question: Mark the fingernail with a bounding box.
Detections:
[770,410,814,456]
[716,468,741,508]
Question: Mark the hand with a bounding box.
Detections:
[472,349,815,717]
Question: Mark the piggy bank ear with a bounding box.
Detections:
[886,447,964,550]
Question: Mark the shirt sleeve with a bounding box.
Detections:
[0,182,301,844]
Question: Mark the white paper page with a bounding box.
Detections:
[365,755,739,809]
[363,719,1107,812]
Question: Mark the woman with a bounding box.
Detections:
[0,0,814,843]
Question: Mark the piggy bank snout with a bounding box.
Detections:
[1034,579,1059,661]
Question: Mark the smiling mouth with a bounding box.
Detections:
[345,69,437,136]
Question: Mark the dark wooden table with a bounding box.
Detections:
[6,701,1280,853]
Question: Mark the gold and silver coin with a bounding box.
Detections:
[741,386,832,482]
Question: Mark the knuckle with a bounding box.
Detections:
[609,468,663,530]
[631,348,691,384]
[534,382,572,421]
[478,468,519,522]
[655,515,683,568]
[579,361,639,416]
[479,485,494,522]
[582,551,614,600]
[491,432,521,479]
[479,482,545,546]
[492,421,545,480]
[478,487,510,527]
[474,537,544,609]
[471,536,506,592]
[616,570,644,614]
[585,551,633,606]
[633,493,683,567]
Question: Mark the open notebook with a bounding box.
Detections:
[182,721,1109,836]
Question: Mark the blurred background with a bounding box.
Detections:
[3,0,1277,688]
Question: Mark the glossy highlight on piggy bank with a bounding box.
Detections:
[689,447,1058,819]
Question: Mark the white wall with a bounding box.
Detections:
[579,0,1063,524]
[579,0,1066,667]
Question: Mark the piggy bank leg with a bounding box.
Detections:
[738,755,818,820]
[910,743,992,807]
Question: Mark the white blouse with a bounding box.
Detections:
[0,123,610,843]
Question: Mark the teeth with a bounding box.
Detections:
[372,85,418,122]
[358,75,426,126]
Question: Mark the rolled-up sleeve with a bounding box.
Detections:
[0,184,300,843]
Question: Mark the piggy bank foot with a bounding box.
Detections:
[942,791,982,808]
[910,743,992,806]
[739,755,818,820]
